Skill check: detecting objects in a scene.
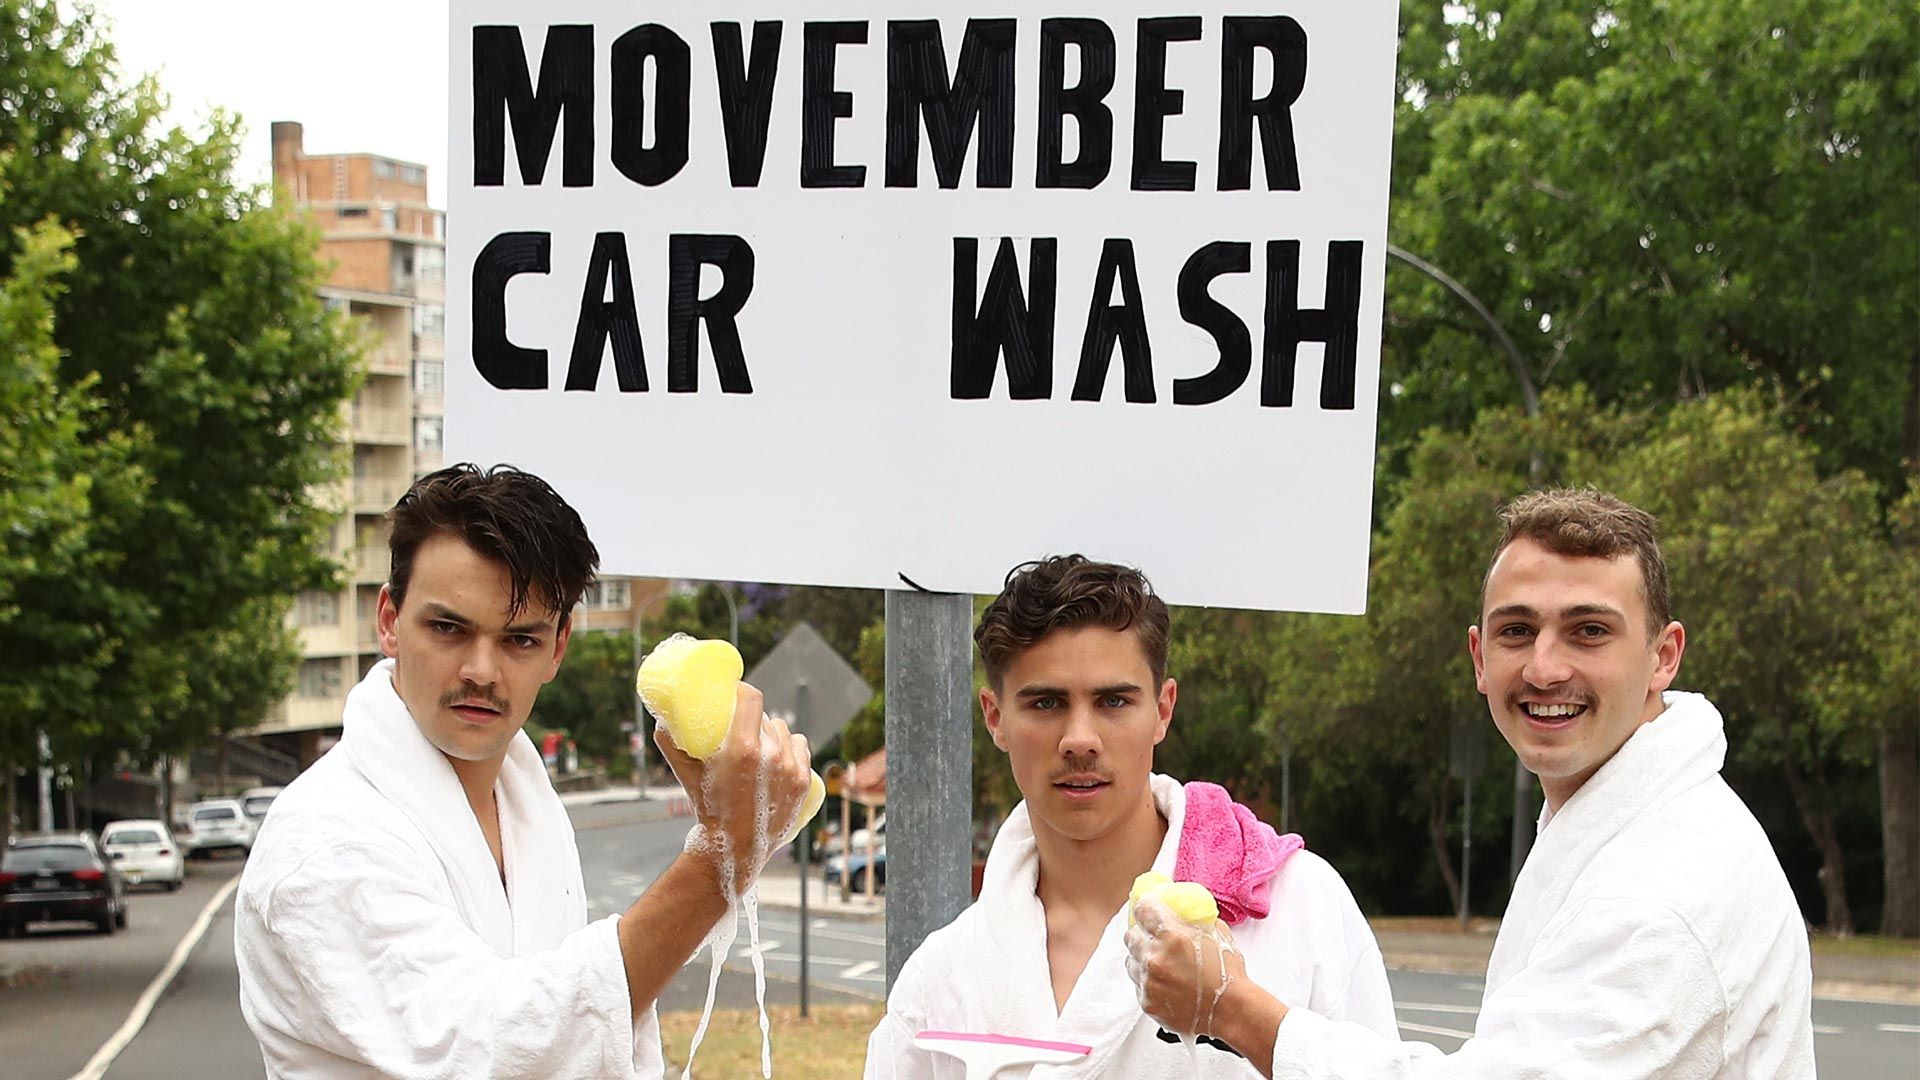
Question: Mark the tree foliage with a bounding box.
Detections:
[0,1,358,776]
[1385,0,1917,492]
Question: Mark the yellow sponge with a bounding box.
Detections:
[637,636,744,760]
[1129,871,1219,927]
[637,634,826,846]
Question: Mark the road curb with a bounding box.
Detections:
[68,873,243,1080]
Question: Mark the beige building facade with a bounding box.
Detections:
[258,122,658,766]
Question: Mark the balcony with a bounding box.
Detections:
[354,546,388,584]
[257,696,348,737]
[364,343,410,377]
[296,620,355,657]
[353,475,408,513]
[352,404,410,445]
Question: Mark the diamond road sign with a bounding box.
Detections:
[746,622,874,748]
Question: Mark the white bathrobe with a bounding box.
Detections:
[235,660,664,1078]
[865,774,1398,1078]
[1269,692,1815,1079]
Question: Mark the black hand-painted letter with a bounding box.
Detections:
[1036,18,1116,189]
[667,235,756,393]
[801,22,869,188]
[1131,17,1201,192]
[1263,240,1363,409]
[610,25,692,187]
[712,22,783,188]
[1172,241,1253,405]
[885,20,1017,189]
[472,25,592,187]
[1218,17,1307,191]
[473,232,551,390]
[567,233,647,392]
[951,238,1058,400]
[1072,239,1155,403]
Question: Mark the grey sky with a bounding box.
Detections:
[83,0,450,206]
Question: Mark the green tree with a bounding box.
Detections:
[0,220,146,838]
[0,2,359,773]
[1595,390,1885,934]
[534,629,638,767]
[1385,0,1917,492]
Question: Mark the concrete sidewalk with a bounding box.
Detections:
[1366,918,1920,1006]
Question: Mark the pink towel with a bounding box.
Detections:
[1172,781,1303,925]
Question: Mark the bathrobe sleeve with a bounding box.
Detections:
[237,836,662,1079]
[1268,897,1726,1080]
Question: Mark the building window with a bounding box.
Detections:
[381,206,397,232]
[297,659,343,699]
[414,359,443,395]
[414,417,444,454]
[373,159,395,179]
[338,205,368,218]
[402,164,425,186]
[413,303,445,340]
[583,579,631,611]
[418,247,445,285]
[293,590,340,628]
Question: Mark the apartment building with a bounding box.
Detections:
[257,122,659,767]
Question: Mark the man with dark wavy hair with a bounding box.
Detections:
[236,464,812,1078]
[1130,489,1814,1078]
[865,555,1395,1079]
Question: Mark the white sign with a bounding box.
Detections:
[448,1,1398,613]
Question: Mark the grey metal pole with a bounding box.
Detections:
[796,680,811,1019]
[1460,777,1473,931]
[884,589,974,992]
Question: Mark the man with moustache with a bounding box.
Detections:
[1127,489,1815,1078]
[236,464,812,1078]
[866,555,1396,1079]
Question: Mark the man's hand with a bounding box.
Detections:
[655,681,811,892]
[1126,896,1288,1076]
[1125,894,1250,1038]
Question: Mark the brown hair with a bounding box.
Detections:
[387,463,599,625]
[1488,488,1672,632]
[976,555,1171,688]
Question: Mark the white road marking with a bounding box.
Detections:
[839,960,883,981]
[1813,1025,1843,1035]
[737,938,784,958]
[1877,1023,1920,1034]
[1396,1002,1481,1016]
[1398,1021,1474,1041]
[765,952,853,966]
[70,874,244,1080]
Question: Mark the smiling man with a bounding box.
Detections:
[1130,489,1815,1078]
[865,556,1395,1079]
[235,464,812,1078]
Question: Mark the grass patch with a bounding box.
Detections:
[660,1003,885,1077]
[1809,933,1920,960]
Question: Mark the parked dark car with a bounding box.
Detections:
[1,833,129,936]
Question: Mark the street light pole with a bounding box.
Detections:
[1385,242,1542,887]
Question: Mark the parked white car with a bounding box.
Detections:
[99,819,186,891]
[238,786,283,827]
[182,799,254,857]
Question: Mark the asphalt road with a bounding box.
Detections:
[5,810,1915,1078]
[576,811,887,1007]
[1385,968,1920,1071]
